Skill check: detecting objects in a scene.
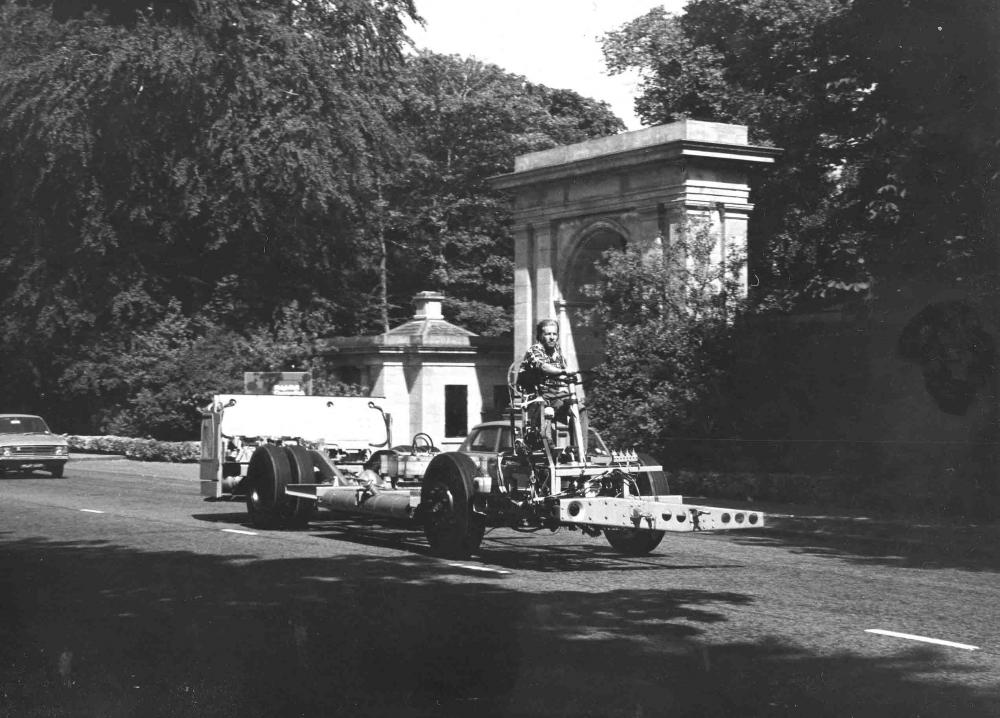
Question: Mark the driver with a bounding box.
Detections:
[517,319,587,456]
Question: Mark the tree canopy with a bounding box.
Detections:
[0,2,624,435]
[602,0,1000,307]
[383,51,623,334]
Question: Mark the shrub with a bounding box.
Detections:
[66,435,201,463]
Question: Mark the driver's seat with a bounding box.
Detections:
[506,361,566,446]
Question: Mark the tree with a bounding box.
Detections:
[824,0,1000,291]
[0,0,418,430]
[601,0,1000,308]
[382,52,625,335]
[587,221,746,450]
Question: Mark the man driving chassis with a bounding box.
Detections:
[517,319,589,458]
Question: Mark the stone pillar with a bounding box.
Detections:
[513,224,534,362]
[533,221,556,326]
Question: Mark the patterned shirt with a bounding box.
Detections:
[518,342,567,397]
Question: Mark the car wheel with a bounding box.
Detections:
[420,452,485,558]
[50,463,65,479]
[604,453,668,556]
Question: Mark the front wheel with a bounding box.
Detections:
[420,453,485,558]
[604,453,669,555]
[49,462,65,478]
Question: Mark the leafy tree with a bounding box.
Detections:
[382,52,625,335]
[823,0,1000,291]
[0,0,418,430]
[602,0,999,308]
[587,221,746,450]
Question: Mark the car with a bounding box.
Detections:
[458,419,610,463]
[0,414,69,478]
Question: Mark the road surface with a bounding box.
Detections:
[1,459,997,717]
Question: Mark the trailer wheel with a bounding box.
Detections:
[420,453,485,558]
[246,445,294,529]
[283,445,317,526]
[604,453,669,555]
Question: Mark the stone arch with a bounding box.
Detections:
[488,120,780,370]
[557,220,628,373]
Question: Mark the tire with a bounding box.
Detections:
[605,453,669,555]
[50,463,65,479]
[420,452,485,558]
[283,445,317,526]
[246,444,294,529]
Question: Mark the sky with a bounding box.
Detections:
[405,1,689,131]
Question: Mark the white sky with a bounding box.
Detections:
[406,1,688,131]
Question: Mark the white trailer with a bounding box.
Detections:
[199,394,393,498]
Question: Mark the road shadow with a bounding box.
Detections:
[732,521,1000,573]
[193,511,750,572]
[0,534,995,718]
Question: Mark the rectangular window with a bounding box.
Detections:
[444,385,468,438]
[493,385,510,412]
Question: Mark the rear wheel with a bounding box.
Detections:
[246,445,294,529]
[420,453,485,558]
[283,445,317,526]
[605,453,669,555]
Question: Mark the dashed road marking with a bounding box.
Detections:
[448,563,511,575]
[222,528,258,536]
[866,629,980,651]
[79,509,105,514]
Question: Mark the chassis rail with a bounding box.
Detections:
[285,483,764,533]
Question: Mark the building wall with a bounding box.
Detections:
[334,352,510,450]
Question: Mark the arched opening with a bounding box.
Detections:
[559,227,626,373]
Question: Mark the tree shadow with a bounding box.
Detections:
[732,519,1000,573]
[0,534,995,718]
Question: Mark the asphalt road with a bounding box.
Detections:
[1,458,998,717]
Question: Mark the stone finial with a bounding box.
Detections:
[413,291,445,320]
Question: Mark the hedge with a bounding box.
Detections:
[67,435,201,463]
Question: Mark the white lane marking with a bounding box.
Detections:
[866,629,980,651]
[222,528,258,536]
[447,563,511,575]
[79,509,105,514]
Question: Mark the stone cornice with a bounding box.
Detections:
[489,139,782,192]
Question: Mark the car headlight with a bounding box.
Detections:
[2,448,10,457]
[55,446,68,456]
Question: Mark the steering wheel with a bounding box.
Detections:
[409,432,437,455]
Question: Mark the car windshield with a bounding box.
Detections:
[0,416,50,434]
[467,426,502,452]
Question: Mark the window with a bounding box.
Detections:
[0,416,48,434]
[493,385,510,411]
[444,385,468,438]
[468,427,500,452]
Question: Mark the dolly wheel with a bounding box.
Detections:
[420,453,485,558]
[604,453,669,555]
[283,445,317,527]
[246,445,294,529]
